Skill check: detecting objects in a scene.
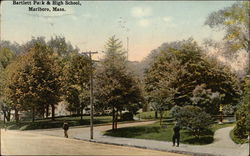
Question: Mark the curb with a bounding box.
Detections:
[73,137,220,156]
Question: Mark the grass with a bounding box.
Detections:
[104,120,236,145]
[230,127,249,144]
[210,122,235,131]
[136,111,170,120]
[0,116,113,130]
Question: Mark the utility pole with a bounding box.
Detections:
[81,51,98,139]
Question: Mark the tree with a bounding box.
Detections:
[0,40,21,55]
[205,1,249,54]
[0,47,15,123]
[63,54,91,119]
[47,36,79,57]
[205,2,249,138]
[144,39,240,115]
[205,1,249,75]
[234,77,250,139]
[95,36,143,130]
[191,84,223,115]
[5,43,62,122]
[144,52,186,124]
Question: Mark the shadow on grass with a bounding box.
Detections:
[181,129,214,145]
[104,126,160,138]
[182,136,214,145]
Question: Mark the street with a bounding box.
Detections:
[1,129,186,155]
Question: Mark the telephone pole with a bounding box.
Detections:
[81,51,98,139]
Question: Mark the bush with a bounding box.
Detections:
[175,105,213,138]
[234,78,250,139]
[170,105,181,119]
[121,112,134,121]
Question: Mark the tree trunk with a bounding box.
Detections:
[42,105,45,119]
[3,112,6,124]
[51,104,55,120]
[112,105,115,130]
[160,111,163,125]
[14,108,19,123]
[80,104,83,120]
[115,109,118,129]
[155,111,158,119]
[32,106,35,122]
[46,105,49,118]
[6,110,10,121]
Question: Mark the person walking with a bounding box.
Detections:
[63,121,69,138]
[172,123,180,147]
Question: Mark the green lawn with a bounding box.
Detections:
[136,111,170,120]
[0,116,113,130]
[104,120,235,145]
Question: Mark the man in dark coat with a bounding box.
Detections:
[63,121,69,138]
[172,123,180,147]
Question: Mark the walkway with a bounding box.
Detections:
[1,129,186,156]
[28,121,249,156]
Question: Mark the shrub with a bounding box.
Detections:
[170,105,181,119]
[176,105,213,138]
[234,78,250,139]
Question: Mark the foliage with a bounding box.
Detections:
[0,47,16,122]
[169,105,181,119]
[231,127,249,144]
[222,104,236,115]
[4,43,62,121]
[0,40,21,55]
[121,112,134,121]
[173,105,213,138]
[205,1,249,54]
[234,77,250,139]
[95,36,143,130]
[63,54,91,115]
[145,39,241,115]
[47,36,79,56]
[191,84,223,115]
[144,45,186,122]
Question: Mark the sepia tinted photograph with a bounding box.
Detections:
[0,0,249,155]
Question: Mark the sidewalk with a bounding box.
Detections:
[29,121,249,156]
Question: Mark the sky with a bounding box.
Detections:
[1,0,237,61]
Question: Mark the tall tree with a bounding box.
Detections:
[144,52,186,123]
[63,54,91,119]
[47,36,79,57]
[145,39,240,115]
[0,47,16,122]
[205,1,249,69]
[95,36,143,130]
[5,43,62,121]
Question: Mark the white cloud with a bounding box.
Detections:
[131,7,152,18]
[138,19,150,27]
